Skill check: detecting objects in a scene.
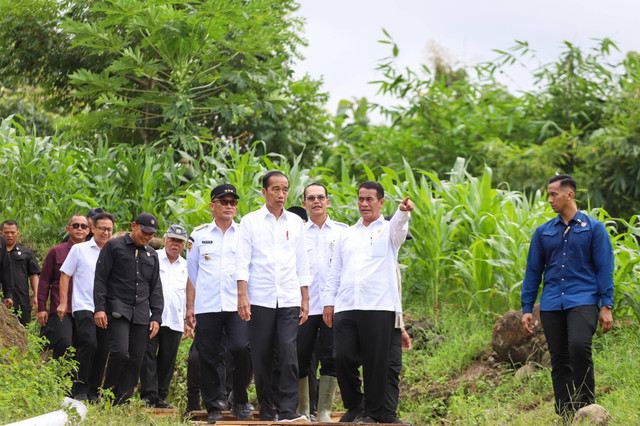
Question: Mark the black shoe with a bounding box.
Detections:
[87,393,99,403]
[74,393,88,402]
[340,407,364,422]
[211,398,229,411]
[247,401,255,411]
[154,399,174,409]
[231,403,253,420]
[207,409,223,424]
[358,416,377,424]
[141,398,154,407]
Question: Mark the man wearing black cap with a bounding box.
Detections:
[187,184,253,423]
[94,212,164,404]
[62,207,104,243]
[140,224,189,409]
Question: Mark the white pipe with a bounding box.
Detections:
[5,397,87,426]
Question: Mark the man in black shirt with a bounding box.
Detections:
[0,235,14,309]
[94,212,164,404]
[1,220,40,326]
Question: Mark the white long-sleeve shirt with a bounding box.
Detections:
[60,238,100,313]
[187,220,239,314]
[235,205,311,308]
[158,248,188,332]
[304,217,348,315]
[322,208,410,314]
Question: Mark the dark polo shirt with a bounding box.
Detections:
[94,234,163,325]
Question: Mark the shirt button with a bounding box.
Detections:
[562,265,564,268]
[561,292,564,295]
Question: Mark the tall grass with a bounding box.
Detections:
[1,117,640,319]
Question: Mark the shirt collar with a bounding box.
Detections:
[355,214,385,228]
[211,219,238,233]
[305,216,335,230]
[259,204,287,221]
[552,209,585,226]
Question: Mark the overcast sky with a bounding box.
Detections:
[293,0,639,120]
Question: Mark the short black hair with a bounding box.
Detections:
[93,211,115,226]
[68,213,87,225]
[262,170,288,189]
[304,183,328,198]
[548,174,577,192]
[358,181,384,200]
[1,220,18,230]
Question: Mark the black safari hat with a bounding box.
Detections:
[134,212,159,233]
[87,207,104,219]
[287,206,308,222]
[211,184,240,200]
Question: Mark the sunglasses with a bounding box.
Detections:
[305,195,326,202]
[70,223,89,230]
[212,199,239,206]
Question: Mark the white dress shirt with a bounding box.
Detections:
[158,248,188,332]
[322,208,410,314]
[60,238,100,313]
[187,220,239,314]
[235,205,311,308]
[304,217,348,315]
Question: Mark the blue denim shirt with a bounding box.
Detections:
[521,210,614,313]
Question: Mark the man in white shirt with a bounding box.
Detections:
[140,224,189,409]
[296,183,347,422]
[57,211,115,402]
[236,171,312,422]
[322,181,414,423]
[187,184,253,423]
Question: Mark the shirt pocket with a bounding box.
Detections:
[137,251,156,279]
[370,235,388,257]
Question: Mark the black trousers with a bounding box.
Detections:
[48,313,74,360]
[383,328,402,422]
[196,311,251,412]
[540,305,599,415]
[103,315,149,404]
[14,300,31,326]
[140,326,182,402]
[73,310,109,396]
[297,314,336,378]
[248,305,299,420]
[334,310,395,421]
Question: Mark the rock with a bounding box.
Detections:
[572,404,612,425]
[492,304,548,366]
[0,303,28,352]
[514,364,537,379]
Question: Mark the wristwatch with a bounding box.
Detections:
[604,305,613,309]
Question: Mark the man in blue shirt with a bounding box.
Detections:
[521,174,614,418]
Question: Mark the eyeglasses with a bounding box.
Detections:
[71,223,89,230]
[96,226,113,234]
[305,195,326,202]
[212,199,238,206]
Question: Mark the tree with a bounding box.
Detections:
[63,0,330,159]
